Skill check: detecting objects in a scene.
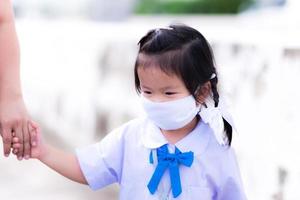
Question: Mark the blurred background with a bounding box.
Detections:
[1,0,300,199]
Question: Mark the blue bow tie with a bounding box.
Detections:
[147,144,194,198]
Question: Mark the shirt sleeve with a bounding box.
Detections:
[217,148,247,200]
[76,127,124,190]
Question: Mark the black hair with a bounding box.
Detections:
[134,24,232,146]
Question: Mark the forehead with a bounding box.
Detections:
[137,66,184,88]
[136,52,181,75]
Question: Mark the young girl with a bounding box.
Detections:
[12,24,247,200]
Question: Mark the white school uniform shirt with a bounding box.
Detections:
[76,117,247,200]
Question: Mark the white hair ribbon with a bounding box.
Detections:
[198,74,237,146]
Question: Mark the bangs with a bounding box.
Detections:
[135,50,183,78]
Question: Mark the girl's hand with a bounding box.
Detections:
[13,120,87,184]
[12,121,47,160]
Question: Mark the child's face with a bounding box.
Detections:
[137,66,190,102]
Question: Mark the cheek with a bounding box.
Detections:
[174,94,189,100]
[176,87,192,98]
[148,95,170,102]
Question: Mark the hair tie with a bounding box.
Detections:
[210,73,216,80]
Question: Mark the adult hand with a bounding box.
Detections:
[0,95,36,160]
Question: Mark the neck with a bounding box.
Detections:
[161,116,199,145]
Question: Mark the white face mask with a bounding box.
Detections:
[141,95,200,130]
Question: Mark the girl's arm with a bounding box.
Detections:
[12,121,88,185]
[40,144,88,185]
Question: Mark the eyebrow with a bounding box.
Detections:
[141,85,178,90]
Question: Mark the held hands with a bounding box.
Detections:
[11,121,46,160]
[0,97,37,159]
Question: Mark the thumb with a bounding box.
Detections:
[29,120,39,130]
[28,120,39,146]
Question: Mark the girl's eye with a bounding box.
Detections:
[165,92,176,95]
[143,91,152,94]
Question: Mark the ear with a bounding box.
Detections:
[195,81,211,105]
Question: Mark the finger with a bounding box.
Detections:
[13,149,18,154]
[12,137,19,143]
[23,121,31,160]
[28,121,37,146]
[13,143,21,148]
[14,124,24,160]
[30,120,39,129]
[1,126,13,157]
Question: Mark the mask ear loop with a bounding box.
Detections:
[194,89,207,120]
[194,88,204,114]
[195,73,216,109]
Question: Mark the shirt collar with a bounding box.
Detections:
[141,117,212,155]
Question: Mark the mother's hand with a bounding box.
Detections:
[0,96,36,160]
